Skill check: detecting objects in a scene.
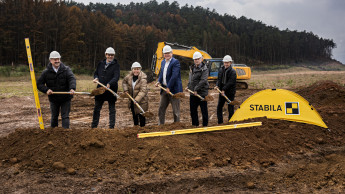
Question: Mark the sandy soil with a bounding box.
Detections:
[0,80,345,193]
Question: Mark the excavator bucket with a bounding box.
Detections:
[230,89,328,128]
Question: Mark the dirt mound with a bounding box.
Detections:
[0,118,343,175]
[297,80,345,106]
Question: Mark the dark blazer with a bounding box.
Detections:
[216,66,237,99]
[37,62,76,102]
[94,59,120,101]
[158,57,183,94]
[187,62,209,97]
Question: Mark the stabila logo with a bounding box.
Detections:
[250,104,282,111]
[285,102,300,115]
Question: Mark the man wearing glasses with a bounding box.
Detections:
[92,47,120,129]
[37,51,76,129]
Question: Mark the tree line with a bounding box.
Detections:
[0,0,336,71]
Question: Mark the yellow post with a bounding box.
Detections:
[137,122,262,138]
[25,38,44,129]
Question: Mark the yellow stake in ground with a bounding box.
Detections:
[25,38,44,129]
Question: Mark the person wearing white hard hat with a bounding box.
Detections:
[37,51,76,129]
[154,45,183,125]
[186,51,209,126]
[215,55,237,123]
[122,62,148,127]
[91,47,120,129]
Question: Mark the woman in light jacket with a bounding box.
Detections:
[122,62,148,127]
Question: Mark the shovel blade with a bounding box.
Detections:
[204,95,214,101]
[141,112,154,118]
[120,93,129,98]
[90,87,106,96]
[172,92,186,99]
[228,100,241,105]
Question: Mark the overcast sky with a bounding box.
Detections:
[75,0,345,64]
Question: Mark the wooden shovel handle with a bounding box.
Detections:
[157,85,174,96]
[215,87,231,103]
[95,80,120,98]
[186,88,204,101]
[123,92,146,114]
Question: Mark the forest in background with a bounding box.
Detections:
[0,0,336,71]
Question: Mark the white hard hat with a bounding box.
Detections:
[131,62,142,69]
[223,55,233,62]
[49,51,61,59]
[193,51,203,60]
[162,45,172,53]
[105,47,115,54]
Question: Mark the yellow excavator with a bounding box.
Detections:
[151,42,251,89]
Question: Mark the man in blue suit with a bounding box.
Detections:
[155,45,183,125]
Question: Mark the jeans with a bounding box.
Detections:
[190,95,208,127]
[49,100,71,129]
[91,99,116,128]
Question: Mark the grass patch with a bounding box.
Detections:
[249,71,345,89]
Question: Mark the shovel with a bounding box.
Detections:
[186,88,213,101]
[90,87,106,96]
[121,92,154,117]
[52,91,91,95]
[95,80,120,98]
[157,84,185,99]
[214,87,241,105]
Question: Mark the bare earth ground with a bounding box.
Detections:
[0,80,345,193]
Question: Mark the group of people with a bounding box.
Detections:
[37,45,237,129]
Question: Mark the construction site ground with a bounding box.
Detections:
[0,80,345,193]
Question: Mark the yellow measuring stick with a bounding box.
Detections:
[137,122,262,138]
[25,38,44,130]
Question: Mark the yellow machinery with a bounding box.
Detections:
[151,42,251,89]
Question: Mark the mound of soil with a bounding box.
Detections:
[297,80,345,106]
[0,80,345,193]
[0,117,340,175]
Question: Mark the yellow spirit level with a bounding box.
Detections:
[25,38,44,129]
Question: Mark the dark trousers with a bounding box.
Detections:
[217,94,234,124]
[130,102,146,127]
[49,100,71,129]
[91,99,115,128]
[190,95,208,127]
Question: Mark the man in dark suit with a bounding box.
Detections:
[91,47,120,129]
[155,45,183,125]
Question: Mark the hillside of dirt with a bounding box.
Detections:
[0,80,345,193]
